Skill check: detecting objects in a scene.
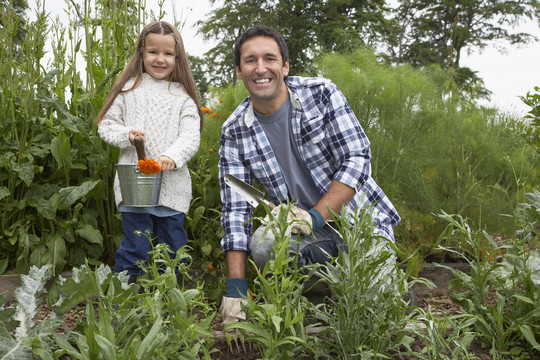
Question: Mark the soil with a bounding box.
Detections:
[34,292,500,360]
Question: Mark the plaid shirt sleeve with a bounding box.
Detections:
[218,101,256,253]
[290,77,400,229]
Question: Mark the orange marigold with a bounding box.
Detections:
[201,107,211,114]
[137,157,162,175]
[210,112,218,117]
[207,264,214,271]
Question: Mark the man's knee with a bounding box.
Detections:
[249,226,275,269]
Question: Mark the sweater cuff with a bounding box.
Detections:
[308,208,325,233]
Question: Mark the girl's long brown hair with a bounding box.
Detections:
[95,21,204,131]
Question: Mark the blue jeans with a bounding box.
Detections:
[249,223,347,269]
[114,212,187,275]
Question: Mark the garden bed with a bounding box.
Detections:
[32,287,491,359]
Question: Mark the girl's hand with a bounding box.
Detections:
[129,129,146,144]
[157,155,176,171]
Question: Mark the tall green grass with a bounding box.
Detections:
[316,49,537,259]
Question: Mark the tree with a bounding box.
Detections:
[197,0,393,86]
[392,0,540,69]
[0,0,29,57]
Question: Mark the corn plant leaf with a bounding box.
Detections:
[57,180,100,210]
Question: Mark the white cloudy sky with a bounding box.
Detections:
[38,0,540,116]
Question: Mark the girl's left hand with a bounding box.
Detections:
[157,155,176,171]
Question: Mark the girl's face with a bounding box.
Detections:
[142,33,176,80]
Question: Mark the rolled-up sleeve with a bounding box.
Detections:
[218,122,254,253]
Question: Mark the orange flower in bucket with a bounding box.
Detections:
[137,157,162,174]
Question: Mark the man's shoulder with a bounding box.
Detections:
[221,96,251,130]
[286,76,335,90]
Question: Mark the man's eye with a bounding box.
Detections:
[245,59,255,64]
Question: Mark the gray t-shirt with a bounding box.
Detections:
[255,96,322,210]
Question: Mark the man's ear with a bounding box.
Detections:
[236,66,243,80]
[283,60,290,77]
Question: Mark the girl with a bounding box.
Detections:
[96,21,203,282]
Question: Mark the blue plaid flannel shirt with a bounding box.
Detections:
[218,76,400,252]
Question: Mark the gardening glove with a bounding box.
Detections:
[219,278,251,352]
[220,277,248,325]
[264,204,325,235]
[219,296,247,325]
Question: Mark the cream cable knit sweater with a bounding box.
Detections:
[98,73,200,213]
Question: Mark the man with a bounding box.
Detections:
[218,25,400,325]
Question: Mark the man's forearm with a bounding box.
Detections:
[313,180,356,220]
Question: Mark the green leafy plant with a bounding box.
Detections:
[50,238,217,360]
[434,210,540,358]
[407,306,477,359]
[0,265,60,359]
[314,206,420,358]
[227,203,318,359]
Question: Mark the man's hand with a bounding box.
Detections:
[219,296,247,325]
[265,204,313,235]
[219,296,250,353]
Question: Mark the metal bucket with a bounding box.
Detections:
[116,164,163,206]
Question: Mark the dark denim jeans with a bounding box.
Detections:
[114,212,187,275]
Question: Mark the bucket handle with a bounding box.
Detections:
[134,135,146,161]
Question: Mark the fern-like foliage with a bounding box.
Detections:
[0,265,61,359]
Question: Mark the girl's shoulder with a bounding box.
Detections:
[122,76,137,91]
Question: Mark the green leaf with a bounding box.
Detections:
[201,243,212,256]
[520,325,540,350]
[75,224,103,245]
[28,197,56,220]
[271,315,282,333]
[50,133,72,170]
[93,333,117,360]
[13,162,34,187]
[0,187,10,201]
[0,257,8,275]
[192,206,205,228]
[57,180,100,209]
[136,318,167,358]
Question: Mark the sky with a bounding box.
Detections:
[37,0,540,116]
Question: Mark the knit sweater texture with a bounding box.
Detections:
[98,73,200,213]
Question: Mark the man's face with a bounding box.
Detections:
[236,36,289,114]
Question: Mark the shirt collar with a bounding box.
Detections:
[244,85,301,127]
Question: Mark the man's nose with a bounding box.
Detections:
[255,58,266,72]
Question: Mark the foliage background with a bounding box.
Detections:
[0,0,538,277]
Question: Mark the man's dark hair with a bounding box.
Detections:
[234,25,289,68]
